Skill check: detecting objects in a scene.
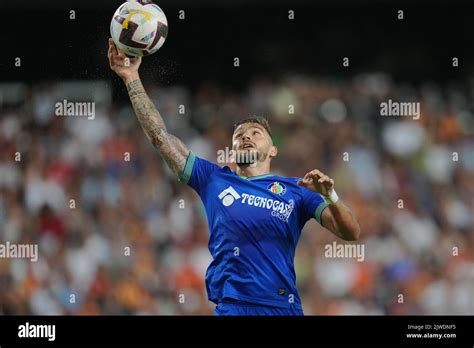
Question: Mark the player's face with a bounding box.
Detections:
[232,123,274,165]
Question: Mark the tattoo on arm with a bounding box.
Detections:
[126,79,189,177]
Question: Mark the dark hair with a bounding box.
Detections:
[233,116,272,139]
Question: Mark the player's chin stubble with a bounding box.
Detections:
[235,149,267,166]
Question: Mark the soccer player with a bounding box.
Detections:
[108,39,360,316]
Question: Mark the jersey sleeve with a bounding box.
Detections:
[178,151,221,194]
[300,185,330,226]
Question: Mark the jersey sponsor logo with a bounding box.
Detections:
[218,186,241,206]
[268,181,286,195]
[218,186,294,222]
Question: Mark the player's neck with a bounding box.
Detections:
[235,162,271,178]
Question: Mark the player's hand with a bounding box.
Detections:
[297,169,335,196]
[108,38,142,83]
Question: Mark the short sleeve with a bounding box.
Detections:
[179,151,221,194]
[300,186,330,226]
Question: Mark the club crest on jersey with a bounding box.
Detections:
[268,182,286,196]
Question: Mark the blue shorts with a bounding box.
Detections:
[214,300,304,316]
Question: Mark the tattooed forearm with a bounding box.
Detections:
[126,79,188,177]
[126,79,166,132]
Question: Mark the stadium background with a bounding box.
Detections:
[0,0,473,315]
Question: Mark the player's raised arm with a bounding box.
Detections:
[107,38,189,178]
[298,169,360,241]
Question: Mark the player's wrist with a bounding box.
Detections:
[324,188,339,204]
[123,73,140,85]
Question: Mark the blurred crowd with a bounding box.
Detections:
[0,73,473,315]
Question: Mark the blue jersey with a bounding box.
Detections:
[179,152,330,310]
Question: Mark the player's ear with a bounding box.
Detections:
[269,145,278,158]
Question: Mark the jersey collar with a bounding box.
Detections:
[235,172,274,180]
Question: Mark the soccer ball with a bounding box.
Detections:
[110,0,168,57]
